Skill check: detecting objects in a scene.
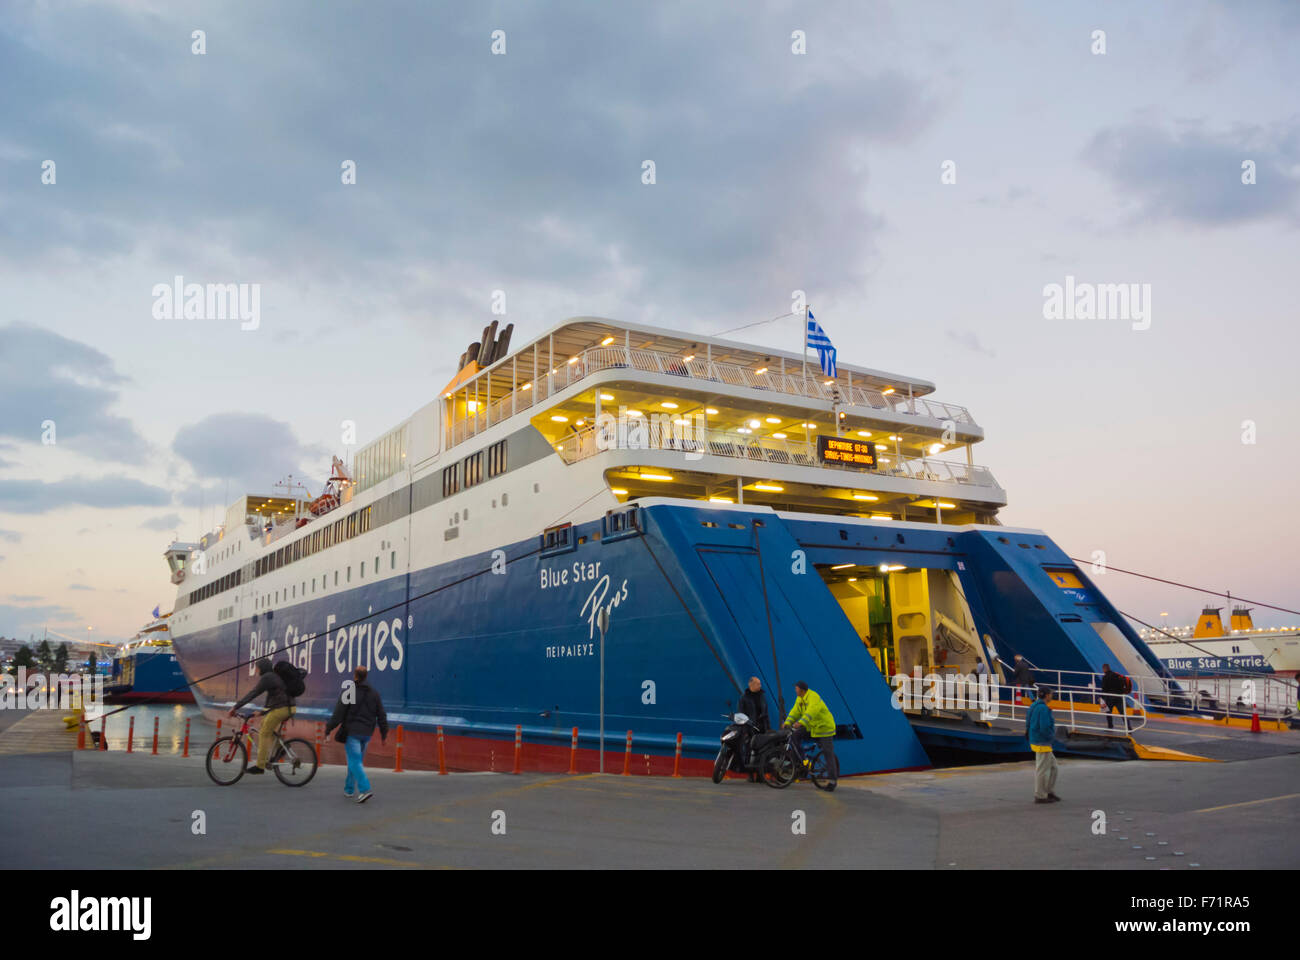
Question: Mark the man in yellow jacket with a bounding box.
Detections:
[784,681,838,776]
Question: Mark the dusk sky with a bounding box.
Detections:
[2,0,1298,645]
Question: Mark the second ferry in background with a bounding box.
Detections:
[105,610,195,703]
[1140,606,1300,677]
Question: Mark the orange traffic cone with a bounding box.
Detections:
[1250,708,1261,733]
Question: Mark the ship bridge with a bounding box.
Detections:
[443,317,1004,523]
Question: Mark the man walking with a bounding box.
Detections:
[1012,654,1035,704]
[1099,663,1128,730]
[324,666,388,803]
[1027,684,1060,804]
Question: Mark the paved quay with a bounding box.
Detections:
[1,744,1296,869]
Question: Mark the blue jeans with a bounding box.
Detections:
[344,735,371,794]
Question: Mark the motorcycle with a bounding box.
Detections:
[712,712,786,783]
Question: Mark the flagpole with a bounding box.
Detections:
[801,304,808,383]
[803,304,811,461]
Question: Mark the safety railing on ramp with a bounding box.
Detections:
[905,674,1145,736]
[1000,664,1297,722]
[994,683,1147,736]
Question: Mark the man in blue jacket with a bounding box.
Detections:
[1027,684,1060,804]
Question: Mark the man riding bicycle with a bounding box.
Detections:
[228,658,296,775]
[783,680,837,776]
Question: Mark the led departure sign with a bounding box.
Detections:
[817,435,877,468]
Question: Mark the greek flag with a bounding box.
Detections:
[806,311,837,378]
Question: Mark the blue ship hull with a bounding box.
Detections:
[170,502,1174,775]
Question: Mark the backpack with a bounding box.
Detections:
[273,660,307,697]
[1121,674,1132,695]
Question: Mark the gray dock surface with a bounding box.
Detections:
[1,739,1296,869]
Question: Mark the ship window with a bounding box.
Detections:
[334,571,339,586]
[375,555,379,572]
[467,450,488,486]
[488,440,508,477]
[361,561,366,577]
[540,522,576,556]
[502,492,509,506]
[603,506,640,540]
[443,464,460,497]
[347,567,352,582]
[292,585,296,598]
[391,551,396,569]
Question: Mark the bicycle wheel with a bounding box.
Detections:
[206,736,247,785]
[271,738,319,787]
[810,750,838,792]
[763,746,798,788]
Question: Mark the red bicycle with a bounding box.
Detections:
[205,710,318,787]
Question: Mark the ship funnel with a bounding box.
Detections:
[1229,606,1255,632]
[1192,606,1224,639]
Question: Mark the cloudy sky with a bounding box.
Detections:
[2,0,1298,644]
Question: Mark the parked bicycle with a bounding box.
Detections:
[205,709,318,787]
[763,725,838,791]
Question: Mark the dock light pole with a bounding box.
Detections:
[597,606,609,773]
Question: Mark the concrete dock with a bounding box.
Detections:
[1,710,1296,869]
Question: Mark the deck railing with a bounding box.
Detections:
[448,344,977,448]
[549,418,1002,491]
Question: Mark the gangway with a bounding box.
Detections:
[899,678,1145,761]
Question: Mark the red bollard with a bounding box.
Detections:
[1251,708,1262,733]
[152,716,159,755]
[394,725,405,772]
[622,730,633,776]
[314,722,323,762]
[77,712,86,750]
[437,725,447,775]
[567,726,579,774]
[512,724,522,775]
[99,716,107,750]
[672,732,683,777]
[127,715,135,753]
[183,718,191,758]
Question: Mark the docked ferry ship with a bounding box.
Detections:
[1139,607,1300,677]
[105,611,195,703]
[164,317,1175,774]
